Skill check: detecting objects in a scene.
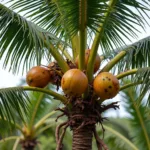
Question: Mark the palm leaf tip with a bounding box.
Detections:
[0,87,30,123]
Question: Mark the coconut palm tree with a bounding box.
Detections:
[0,0,150,149]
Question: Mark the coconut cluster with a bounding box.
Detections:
[61,49,120,101]
[26,49,120,101]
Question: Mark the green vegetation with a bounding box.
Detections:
[0,1,150,149]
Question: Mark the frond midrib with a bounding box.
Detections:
[87,0,118,81]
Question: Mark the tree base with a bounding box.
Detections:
[55,99,119,150]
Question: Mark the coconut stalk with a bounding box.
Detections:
[87,0,118,82]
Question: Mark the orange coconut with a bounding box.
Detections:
[61,69,88,96]
[26,66,51,88]
[93,72,120,100]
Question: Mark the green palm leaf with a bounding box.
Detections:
[0,119,16,136]
[8,0,107,36]
[96,122,138,150]
[104,36,150,72]
[0,87,29,123]
[99,0,150,53]
[103,124,138,150]
[26,89,59,127]
[121,83,150,150]
[126,36,150,69]
[0,3,69,74]
[0,3,44,74]
[8,0,149,52]
[0,85,66,128]
[104,118,131,140]
[118,67,150,104]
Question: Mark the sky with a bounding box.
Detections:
[0,67,24,88]
[0,1,150,117]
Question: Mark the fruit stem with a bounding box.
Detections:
[87,0,117,82]
[39,32,69,73]
[23,86,68,104]
[50,68,63,77]
[41,65,63,76]
[116,69,138,79]
[49,43,70,72]
[120,80,143,91]
[78,0,87,70]
[58,45,73,61]
[100,51,127,73]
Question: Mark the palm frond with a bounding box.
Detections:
[0,136,19,144]
[0,3,43,74]
[8,0,107,36]
[133,68,150,103]
[104,118,131,140]
[99,0,150,53]
[126,36,150,69]
[26,90,59,126]
[0,119,16,136]
[97,124,138,150]
[103,36,150,73]
[121,83,150,150]
[9,0,150,52]
[2,1,150,67]
[0,136,21,150]
[118,67,150,105]
[0,117,22,137]
[0,87,29,123]
[0,4,68,74]
[85,0,149,80]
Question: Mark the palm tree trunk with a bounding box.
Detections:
[72,125,94,150]
[69,100,98,150]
